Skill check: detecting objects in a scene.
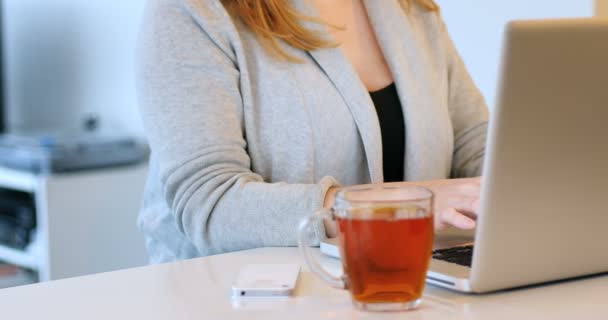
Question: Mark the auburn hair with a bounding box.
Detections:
[222,0,439,61]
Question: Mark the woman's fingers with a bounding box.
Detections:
[472,198,481,215]
[439,207,476,230]
[447,197,480,220]
[425,177,483,231]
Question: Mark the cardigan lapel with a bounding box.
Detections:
[307,49,385,183]
[363,0,452,180]
[293,0,384,183]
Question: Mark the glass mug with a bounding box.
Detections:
[298,185,434,312]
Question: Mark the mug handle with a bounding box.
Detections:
[297,208,346,289]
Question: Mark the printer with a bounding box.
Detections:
[0,133,149,173]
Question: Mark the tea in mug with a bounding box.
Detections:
[337,206,434,304]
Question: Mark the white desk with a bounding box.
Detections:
[0,247,606,319]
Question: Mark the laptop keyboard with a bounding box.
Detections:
[432,245,474,267]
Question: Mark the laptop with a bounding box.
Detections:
[320,18,608,293]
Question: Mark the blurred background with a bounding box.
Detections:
[0,0,604,289]
[3,0,145,136]
[437,0,600,109]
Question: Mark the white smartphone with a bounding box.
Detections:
[231,264,300,298]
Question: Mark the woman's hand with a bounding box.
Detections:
[420,177,481,231]
[323,187,339,238]
[322,177,482,237]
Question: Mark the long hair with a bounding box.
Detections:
[222,0,439,61]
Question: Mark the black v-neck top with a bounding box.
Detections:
[369,83,405,182]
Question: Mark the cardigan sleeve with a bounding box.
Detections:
[137,0,338,256]
[440,17,490,178]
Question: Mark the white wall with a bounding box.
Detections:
[436,0,595,110]
[3,0,146,136]
[2,1,602,135]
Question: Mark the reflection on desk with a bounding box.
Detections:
[0,247,606,320]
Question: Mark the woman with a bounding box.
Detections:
[137,0,488,262]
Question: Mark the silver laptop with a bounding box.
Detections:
[321,18,608,293]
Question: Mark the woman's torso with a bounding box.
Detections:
[138,0,458,262]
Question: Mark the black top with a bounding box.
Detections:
[369,83,405,182]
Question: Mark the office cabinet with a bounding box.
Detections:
[0,164,148,282]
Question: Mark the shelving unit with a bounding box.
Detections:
[0,164,149,282]
[0,244,37,270]
[0,167,38,192]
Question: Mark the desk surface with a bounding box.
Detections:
[0,247,607,319]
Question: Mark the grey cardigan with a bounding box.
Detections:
[137,0,489,262]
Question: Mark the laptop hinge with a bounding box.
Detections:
[427,276,456,286]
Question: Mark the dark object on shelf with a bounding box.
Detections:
[0,133,149,173]
[0,190,35,249]
[0,218,31,249]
